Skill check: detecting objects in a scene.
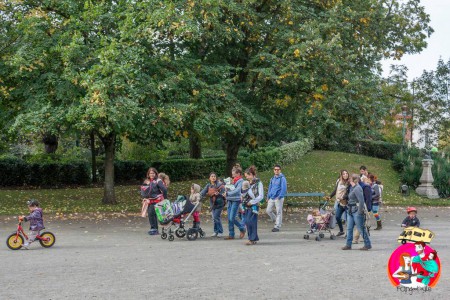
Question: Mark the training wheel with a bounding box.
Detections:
[315,236,321,241]
[168,235,175,241]
[319,233,325,238]
[161,233,167,239]
[330,234,336,240]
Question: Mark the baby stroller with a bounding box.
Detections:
[155,195,205,241]
[303,200,337,241]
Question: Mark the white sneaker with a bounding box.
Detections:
[217,233,223,238]
[211,232,218,237]
[21,243,29,249]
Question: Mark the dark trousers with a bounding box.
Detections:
[148,203,158,231]
[244,208,259,242]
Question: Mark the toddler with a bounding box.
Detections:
[190,184,202,229]
[19,199,45,249]
[241,180,258,214]
[306,209,326,234]
[402,207,420,227]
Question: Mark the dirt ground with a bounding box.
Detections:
[1,207,449,300]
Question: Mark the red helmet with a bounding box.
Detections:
[407,207,417,213]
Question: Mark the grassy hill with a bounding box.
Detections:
[1,150,448,215]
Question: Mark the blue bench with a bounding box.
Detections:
[283,192,326,212]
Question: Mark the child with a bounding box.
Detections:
[189,184,202,229]
[223,177,235,191]
[19,199,44,249]
[306,209,326,233]
[402,207,420,227]
[241,180,258,214]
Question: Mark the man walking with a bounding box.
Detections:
[266,164,287,232]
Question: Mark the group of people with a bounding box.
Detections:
[140,164,287,245]
[325,166,384,251]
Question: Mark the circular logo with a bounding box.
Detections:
[387,242,441,288]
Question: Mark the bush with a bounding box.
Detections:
[316,139,402,160]
[392,148,450,197]
[0,158,91,187]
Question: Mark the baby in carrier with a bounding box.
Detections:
[241,181,259,214]
[307,209,327,234]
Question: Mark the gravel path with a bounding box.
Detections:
[1,207,449,299]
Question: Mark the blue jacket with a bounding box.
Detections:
[226,178,244,202]
[267,173,287,200]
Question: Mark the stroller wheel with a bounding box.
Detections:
[305,234,309,240]
[186,228,198,241]
[319,233,325,238]
[199,230,205,238]
[161,232,168,240]
[315,236,321,241]
[330,234,336,240]
[175,228,186,238]
[168,235,175,242]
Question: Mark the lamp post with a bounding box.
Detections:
[401,105,408,146]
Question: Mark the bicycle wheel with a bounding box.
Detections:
[6,233,24,250]
[39,232,56,248]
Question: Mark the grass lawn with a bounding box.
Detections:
[1,150,448,216]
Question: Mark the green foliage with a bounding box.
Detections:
[0,158,90,187]
[392,148,450,197]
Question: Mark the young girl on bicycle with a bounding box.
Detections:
[19,199,44,249]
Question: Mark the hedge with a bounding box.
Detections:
[0,158,91,187]
[100,139,313,183]
[317,139,402,160]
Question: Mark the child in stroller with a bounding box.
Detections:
[304,201,337,241]
[155,195,205,241]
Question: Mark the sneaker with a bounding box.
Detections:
[224,236,235,240]
[336,232,345,237]
[360,246,371,251]
[21,243,29,249]
[217,233,223,238]
[149,230,159,236]
[252,209,259,215]
[272,228,280,232]
[211,232,218,237]
[306,229,314,234]
[341,245,352,250]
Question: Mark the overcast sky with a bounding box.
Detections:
[381,0,450,80]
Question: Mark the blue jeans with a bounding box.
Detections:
[212,207,223,234]
[227,201,245,237]
[334,201,347,222]
[244,208,259,241]
[346,208,371,248]
[335,204,347,232]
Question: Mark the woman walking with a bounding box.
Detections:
[224,164,246,240]
[369,174,383,230]
[144,168,167,235]
[200,172,225,237]
[342,174,371,250]
[243,165,264,245]
[327,170,350,236]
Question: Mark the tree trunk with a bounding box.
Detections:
[225,141,240,177]
[42,133,58,154]
[100,133,116,205]
[90,131,98,183]
[189,133,202,159]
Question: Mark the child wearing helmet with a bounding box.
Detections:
[401,207,420,227]
[19,199,45,249]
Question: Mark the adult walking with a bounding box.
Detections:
[224,164,246,240]
[200,172,225,237]
[145,168,167,235]
[342,174,372,251]
[266,164,287,232]
[243,165,264,245]
[327,170,350,236]
[369,174,383,230]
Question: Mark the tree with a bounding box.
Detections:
[414,58,450,148]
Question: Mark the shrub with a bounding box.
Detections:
[356,140,403,160]
[0,158,91,187]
